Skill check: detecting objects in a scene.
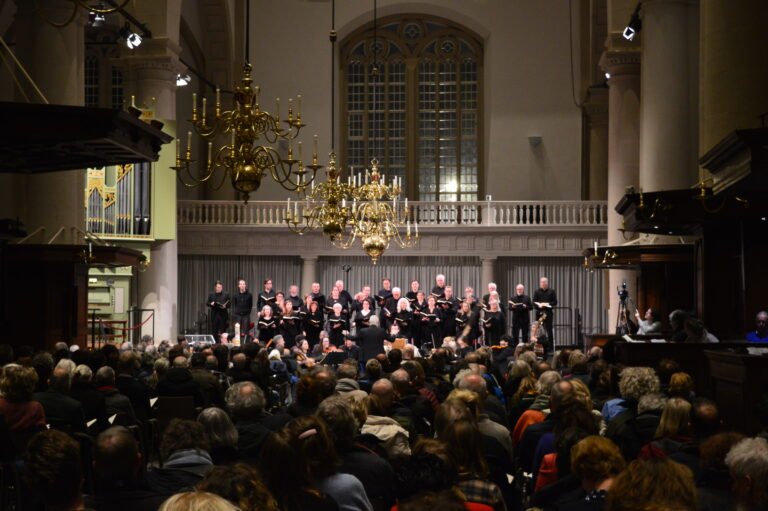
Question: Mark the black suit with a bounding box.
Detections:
[115,374,152,422]
[33,389,86,433]
[532,287,557,342]
[231,290,253,335]
[355,326,389,362]
[509,294,532,344]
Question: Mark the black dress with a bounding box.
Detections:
[438,297,459,339]
[420,307,443,348]
[207,291,230,337]
[303,308,324,347]
[326,313,348,347]
[257,316,278,344]
[393,310,413,340]
[411,299,427,346]
[353,309,373,332]
[455,310,480,343]
[279,312,302,348]
[482,310,506,346]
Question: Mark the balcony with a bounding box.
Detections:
[177,200,608,258]
[177,200,607,228]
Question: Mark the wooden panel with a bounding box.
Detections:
[706,351,768,435]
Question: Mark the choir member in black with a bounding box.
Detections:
[375,278,393,311]
[438,285,459,340]
[363,286,377,311]
[257,279,277,311]
[326,286,349,319]
[274,291,287,315]
[406,280,420,305]
[508,283,532,345]
[421,295,443,348]
[411,290,428,346]
[257,305,278,344]
[309,282,326,314]
[334,280,353,309]
[303,299,324,348]
[393,298,413,340]
[287,284,303,310]
[455,300,480,344]
[326,302,348,347]
[482,299,506,346]
[482,282,500,309]
[353,299,374,333]
[207,281,230,338]
[431,274,446,300]
[532,277,557,343]
[381,286,402,330]
[462,286,480,313]
[231,279,253,339]
[279,300,301,348]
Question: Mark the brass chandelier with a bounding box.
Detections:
[171,0,321,203]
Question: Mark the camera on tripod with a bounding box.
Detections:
[617,280,629,304]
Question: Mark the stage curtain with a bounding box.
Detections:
[178,255,302,333]
[496,257,606,345]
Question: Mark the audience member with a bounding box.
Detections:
[197,463,278,511]
[24,430,84,511]
[146,419,214,495]
[725,437,768,511]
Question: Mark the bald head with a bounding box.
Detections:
[172,356,188,368]
[371,378,394,410]
[458,373,488,401]
[95,426,141,480]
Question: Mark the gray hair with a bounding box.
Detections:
[509,359,532,379]
[537,370,562,395]
[197,407,238,449]
[225,381,266,420]
[458,373,488,399]
[55,359,76,379]
[725,437,768,503]
[368,315,380,327]
[154,357,170,373]
[519,351,538,370]
[94,366,115,386]
[637,392,667,415]
[73,364,92,383]
[619,367,660,401]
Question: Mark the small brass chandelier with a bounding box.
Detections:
[337,158,419,264]
[171,0,322,203]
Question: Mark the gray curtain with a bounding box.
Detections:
[178,255,302,333]
[496,257,606,345]
[317,256,481,298]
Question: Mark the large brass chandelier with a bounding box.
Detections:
[171,0,321,203]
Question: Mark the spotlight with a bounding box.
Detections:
[176,73,191,87]
[89,11,106,27]
[605,72,611,80]
[118,23,143,49]
[623,3,642,41]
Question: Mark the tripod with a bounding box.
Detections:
[615,292,636,335]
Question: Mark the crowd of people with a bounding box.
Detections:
[0,325,767,511]
[207,275,560,354]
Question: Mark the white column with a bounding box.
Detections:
[13,0,85,237]
[139,240,178,341]
[584,87,609,200]
[639,0,699,192]
[481,257,496,294]
[603,50,641,328]
[301,256,318,296]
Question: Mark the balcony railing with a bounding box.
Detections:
[177,200,608,228]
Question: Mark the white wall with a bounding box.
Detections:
[182,0,584,202]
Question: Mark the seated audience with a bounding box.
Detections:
[605,458,697,511]
[157,491,239,511]
[725,437,768,511]
[33,366,86,433]
[745,310,768,342]
[197,407,239,465]
[94,365,138,425]
[146,419,215,495]
[197,463,278,511]
[224,381,272,461]
[24,430,84,511]
[0,364,46,438]
[87,426,167,511]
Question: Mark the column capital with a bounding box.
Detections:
[600,49,641,79]
[301,256,319,262]
[480,256,497,263]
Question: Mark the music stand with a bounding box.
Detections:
[320,352,348,367]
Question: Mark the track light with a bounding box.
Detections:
[118,23,142,49]
[623,3,642,41]
[176,73,191,87]
[89,10,106,27]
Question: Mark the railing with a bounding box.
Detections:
[177,200,608,227]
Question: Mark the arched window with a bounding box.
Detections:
[341,15,483,202]
[84,29,124,110]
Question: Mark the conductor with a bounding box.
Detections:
[207,280,230,338]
